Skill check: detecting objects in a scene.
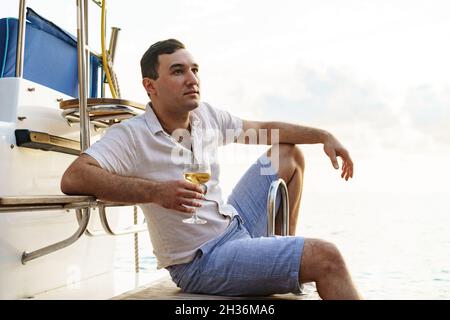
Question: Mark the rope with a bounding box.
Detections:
[107,55,121,98]
[100,0,118,98]
[133,205,139,273]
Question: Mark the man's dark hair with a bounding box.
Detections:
[140,39,186,80]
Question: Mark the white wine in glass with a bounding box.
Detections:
[183,172,211,185]
[182,163,210,224]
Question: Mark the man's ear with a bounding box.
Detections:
[142,78,157,96]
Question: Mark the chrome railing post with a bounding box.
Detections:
[77,0,92,235]
[84,0,91,98]
[76,0,91,151]
[267,179,289,236]
[108,27,120,63]
[21,208,91,264]
[98,204,148,235]
[15,0,27,77]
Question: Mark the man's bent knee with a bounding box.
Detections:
[269,144,305,182]
[299,238,345,283]
[317,241,346,276]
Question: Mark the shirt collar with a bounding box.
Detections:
[190,109,201,129]
[144,102,164,135]
[144,102,202,135]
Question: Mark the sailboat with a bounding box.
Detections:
[0,0,294,300]
[0,0,168,299]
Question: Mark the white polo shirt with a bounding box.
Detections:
[84,102,243,268]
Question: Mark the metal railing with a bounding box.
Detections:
[267,179,289,236]
[15,0,27,77]
[22,207,91,264]
[0,196,147,264]
[75,204,147,237]
[76,0,91,152]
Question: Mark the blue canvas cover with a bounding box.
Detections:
[0,8,99,97]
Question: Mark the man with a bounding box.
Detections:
[61,39,362,299]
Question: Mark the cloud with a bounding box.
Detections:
[402,85,450,145]
[243,63,449,153]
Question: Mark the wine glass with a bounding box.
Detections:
[182,162,211,224]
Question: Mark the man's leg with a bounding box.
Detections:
[268,144,305,235]
[299,238,362,300]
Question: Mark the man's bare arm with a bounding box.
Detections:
[240,120,354,180]
[240,120,330,145]
[60,154,205,213]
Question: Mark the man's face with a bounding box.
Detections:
[145,49,200,112]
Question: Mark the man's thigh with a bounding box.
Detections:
[186,234,305,296]
[227,154,280,237]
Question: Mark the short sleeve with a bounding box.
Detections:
[203,102,243,146]
[83,123,137,176]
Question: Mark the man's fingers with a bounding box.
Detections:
[342,169,349,180]
[331,157,339,170]
[342,159,354,180]
[325,142,354,179]
[327,149,339,169]
[180,190,205,200]
[175,205,196,214]
[347,159,354,179]
[181,181,204,193]
[179,198,202,208]
[342,161,349,180]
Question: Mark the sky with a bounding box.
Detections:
[3,0,450,194]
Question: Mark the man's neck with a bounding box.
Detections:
[150,103,190,135]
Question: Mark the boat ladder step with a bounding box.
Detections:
[0,195,146,264]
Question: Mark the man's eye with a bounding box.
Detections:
[192,68,199,74]
[173,69,183,75]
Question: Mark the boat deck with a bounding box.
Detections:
[112,275,320,300]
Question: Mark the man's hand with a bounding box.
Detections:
[240,120,354,180]
[153,180,206,214]
[323,134,354,181]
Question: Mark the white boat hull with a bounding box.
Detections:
[0,78,125,299]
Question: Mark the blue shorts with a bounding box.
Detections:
[167,155,305,296]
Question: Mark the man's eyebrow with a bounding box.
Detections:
[169,63,185,70]
[169,63,199,70]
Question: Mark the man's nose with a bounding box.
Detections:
[186,70,199,85]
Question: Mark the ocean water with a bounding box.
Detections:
[114,190,450,300]
[299,191,450,300]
